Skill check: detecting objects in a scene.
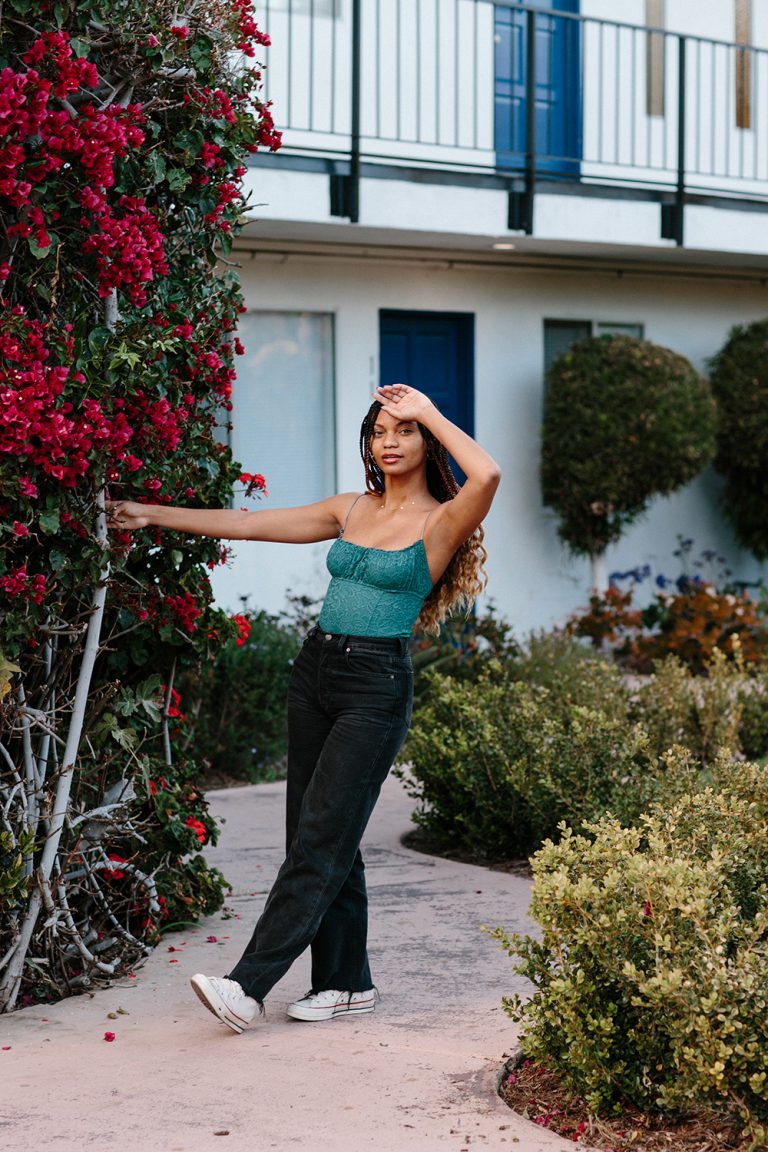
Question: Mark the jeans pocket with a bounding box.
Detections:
[343,649,398,678]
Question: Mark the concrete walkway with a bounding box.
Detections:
[1,776,572,1152]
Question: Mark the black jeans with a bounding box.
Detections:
[228,626,413,1003]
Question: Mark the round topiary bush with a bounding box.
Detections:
[709,318,768,558]
[541,335,717,586]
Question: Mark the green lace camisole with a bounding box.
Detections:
[317,497,434,638]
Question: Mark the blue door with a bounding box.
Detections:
[495,0,582,176]
[379,311,474,481]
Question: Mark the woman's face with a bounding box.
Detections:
[370,409,427,478]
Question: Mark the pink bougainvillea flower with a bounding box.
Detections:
[103,1032,116,1042]
[205,935,218,943]
[239,471,268,496]
[232,613,251,646]
[18,477,38,498]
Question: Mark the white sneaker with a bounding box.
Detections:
[286,988,377,1022]
[190,974,259,1034]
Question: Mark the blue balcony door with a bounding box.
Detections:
[495,0,582,176]
[379,311,474,482]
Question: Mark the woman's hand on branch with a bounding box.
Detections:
[374,384,434,424]
[106,499,151,531]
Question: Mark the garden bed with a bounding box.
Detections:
[500,1057,744,1151]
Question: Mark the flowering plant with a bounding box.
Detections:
[567,544,768,673]
[0,1,279,1010]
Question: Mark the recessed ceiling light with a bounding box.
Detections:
[492,242,516,250]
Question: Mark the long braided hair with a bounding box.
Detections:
[359,400,488,634]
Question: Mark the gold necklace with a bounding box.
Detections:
[378,497,417,513]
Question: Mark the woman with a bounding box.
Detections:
[110,383,501,1032]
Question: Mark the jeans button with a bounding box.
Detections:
[325,633,332,641]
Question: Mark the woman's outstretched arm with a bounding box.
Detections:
[107,492,357,543]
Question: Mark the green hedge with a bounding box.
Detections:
[542,334,716,557]
[711,318,768,559]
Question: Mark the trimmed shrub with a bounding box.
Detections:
[491,760,768,1143]
[710,318,768,559]
[399,659,647,860]
[630,649,744,769]
[541,335,716,561]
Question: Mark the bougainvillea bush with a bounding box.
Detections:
[0,0,279,1011]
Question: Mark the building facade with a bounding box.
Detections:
[212,0,768,634]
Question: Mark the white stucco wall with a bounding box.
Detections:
[209,249,768,637]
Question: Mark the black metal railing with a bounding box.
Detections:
[254,1,768,241]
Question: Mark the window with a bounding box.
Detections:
[735,0,752,130]
[645,0,665,118]
[543,319,645,380]
[595,322,645,339]
[543,319,591,379]
[233,312,336,508]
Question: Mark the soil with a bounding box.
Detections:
[400,827,533,878]
[499,1057,746,1151]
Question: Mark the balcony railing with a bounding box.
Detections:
[255,1,768,243]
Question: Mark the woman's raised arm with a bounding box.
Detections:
[373,384,501,554]
[108,492,356,543]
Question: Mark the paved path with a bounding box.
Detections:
[1,776,572,1152]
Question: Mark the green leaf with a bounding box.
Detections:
[28,236,52,260]
[147,151,167,185]
[167,168,192,193]
[70,38,90,58]
[0,655,21,700]
[173,129,204,154]
[108,349,141,369]
[189,40,212,71]
[114,728,137,751]
[39,510,60,534]
[49,549,68,571]
[88,327,113,354]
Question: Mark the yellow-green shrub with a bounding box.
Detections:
[491,760,768,1144]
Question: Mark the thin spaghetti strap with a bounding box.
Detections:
[420,507,437,540]
[340,492,367,537]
